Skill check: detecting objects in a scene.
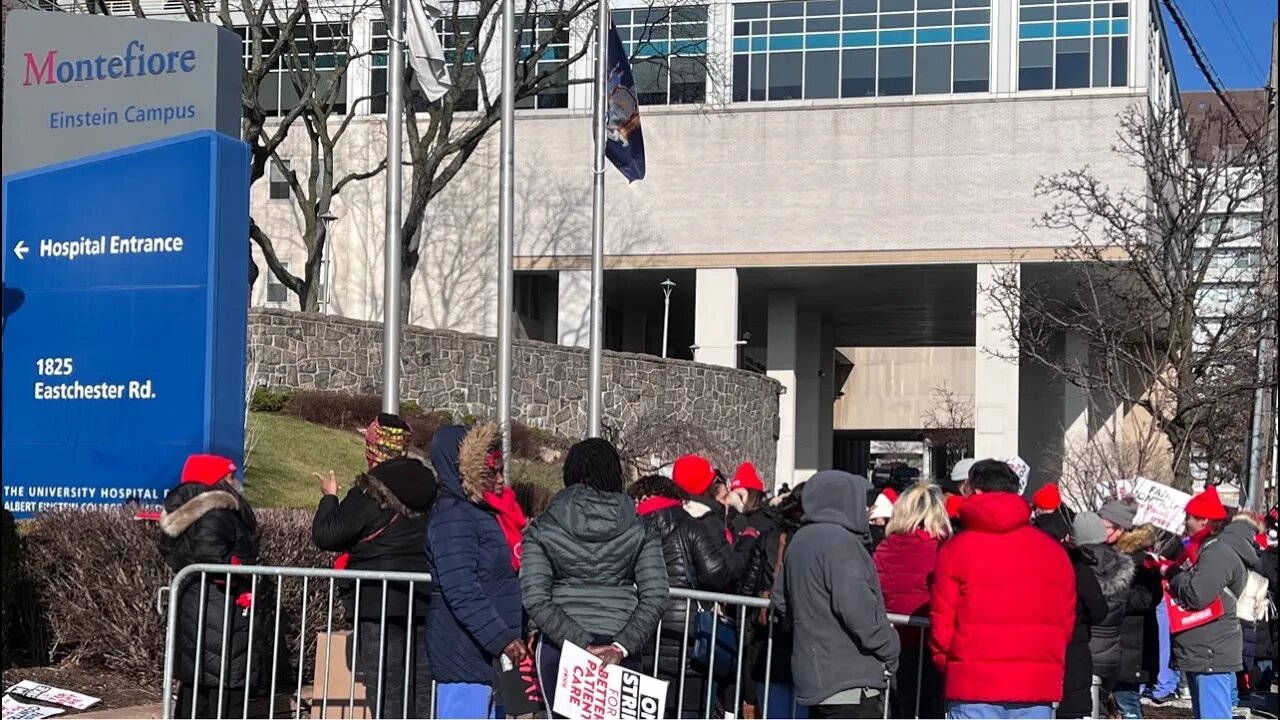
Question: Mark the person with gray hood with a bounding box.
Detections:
[521,438,669,713]
[1165,504,1259,719]
[771,471,900,718]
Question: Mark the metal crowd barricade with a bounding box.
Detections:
[160,563,435,720]
[662,587,933,720]
[161,565,935,720]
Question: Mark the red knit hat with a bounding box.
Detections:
[1032,483,1062,512]
[730,462,765,493]
[181,454,237,486]
[1185,485,1229,521]
[946,494,965,519]
[673,455,716,496]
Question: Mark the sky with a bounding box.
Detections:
[1165,0,1277,92]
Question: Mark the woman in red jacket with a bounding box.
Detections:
[873,483,951,719]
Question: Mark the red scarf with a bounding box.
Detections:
[1183,525,1215,565]
[486,489,528,571]
[636,496,682,516]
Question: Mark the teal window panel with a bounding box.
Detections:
[806,32,840,48]
[637,40,669,55]
[1019,22,1053,39]
[769,34,804,50]
[1093,20,1109,34]
[879,29,913,45]
[1056,21,1090,37]
[916,27,952,43]
[734,37,750,52]
[1112,19,1128,35]
[954,25,990,41]
[842,31,876,47]
[752,36,768,51]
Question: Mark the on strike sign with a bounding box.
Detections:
[553,642,668,720]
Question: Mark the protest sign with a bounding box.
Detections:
[553,642,668,720]
[1092,478,1191,534]
[2,695,63,720]
[3,683,98,712]
[1006,456,1031,495]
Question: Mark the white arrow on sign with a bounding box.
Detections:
[13,240,29,260]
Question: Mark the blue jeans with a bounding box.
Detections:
[435,682,499,719]
[947,701,1053,719]
[1187,672,1234,719]
[1147,601,1180,698]
[1114,681,1143,719]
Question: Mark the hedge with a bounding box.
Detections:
[15,507,345,683]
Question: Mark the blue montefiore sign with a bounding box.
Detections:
[2,130,249,517]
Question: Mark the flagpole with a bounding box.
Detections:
[587,0,608,438]
[496,0,517,462]
[382,0,406,415]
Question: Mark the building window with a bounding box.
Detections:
[372,17,479,112]
[269,161,291,200]
[515,14,572,109]
[266,261,291,304]
[238,23,350,116]
[1017,0,1129,91]
[731,0,991,102]
[612,6,709,104]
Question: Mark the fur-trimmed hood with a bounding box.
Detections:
[1083,543,1136,600]
[160,487,255,537]
[1115,524,1159,555]
[357,458,437,517]
[459,422,502,504]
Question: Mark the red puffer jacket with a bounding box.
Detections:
[874,530,943,647]
[930,492,1076,704]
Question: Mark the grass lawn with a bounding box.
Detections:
[243,411,564,509]
[244,411,366,508]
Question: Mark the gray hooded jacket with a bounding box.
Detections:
[1168,519,1259,673]
[521,483,669,655]
[771,471,900,706]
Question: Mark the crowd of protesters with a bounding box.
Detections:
[154,413,1280,720]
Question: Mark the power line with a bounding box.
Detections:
[1213,0,1267,82]
[1161,0,1252,140]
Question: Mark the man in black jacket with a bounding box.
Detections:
[159,454,259,720]
[312,454,438,719]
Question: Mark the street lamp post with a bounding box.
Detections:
[319,211,338,316]
[660,278,676,358]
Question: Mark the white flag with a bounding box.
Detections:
[404,0,452,102]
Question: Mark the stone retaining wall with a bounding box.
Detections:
[248,310,781,476]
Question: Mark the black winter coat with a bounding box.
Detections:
[312,460,437,620]
[159,482,260,689]
[640,504,738,675]
[1116,550,1163,685]
[1257,547,1278,661]
[1083,543,1135,686]
[521,484,670,656]
[1060,545,1109,720]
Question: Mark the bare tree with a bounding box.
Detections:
[983,103,1278,491]
[921,381,974,476]
[389,0,722,320]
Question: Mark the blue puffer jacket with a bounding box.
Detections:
[425,425,523,684]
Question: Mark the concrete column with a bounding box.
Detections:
[557,269,590,348]
[794,312,823,482]
[767,293,798,488]
[818,318,836,471]
[1062,331,1090,452]
[693,268,739,368]
[975,263,1020,459]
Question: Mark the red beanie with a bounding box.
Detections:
[1033,483,1062,512]
[181,454,237,486]
[1185,485,1229,521]
[946,494,965,519]
[673,455,716,497]
[730,462,765,493]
